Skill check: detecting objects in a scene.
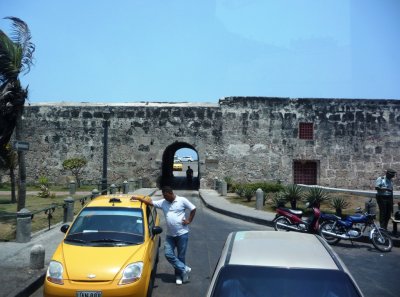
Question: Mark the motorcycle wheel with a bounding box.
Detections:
[274,216,291,232]
[371,229,393,252]
[319,221,341,245]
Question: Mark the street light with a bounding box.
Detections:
[101,108,111,195]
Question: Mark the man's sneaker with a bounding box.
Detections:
[176,277,183,285]
[182,266,191,283]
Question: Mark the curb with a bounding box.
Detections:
[14,274,45,297]
[198,192,274,227]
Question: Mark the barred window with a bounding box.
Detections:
[299,122,314,140]
[293,161,317,185]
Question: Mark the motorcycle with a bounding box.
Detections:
[319,207,393,252]
[273,202,321,233]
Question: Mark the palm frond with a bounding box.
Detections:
[0,30,21,82]
[3,16,35,75]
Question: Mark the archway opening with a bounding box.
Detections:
[160,142,199,190]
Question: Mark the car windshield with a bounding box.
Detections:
[65,207,144,246]
[211,265,362,297]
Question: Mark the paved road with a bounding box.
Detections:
[31,190,400,297]
[333,241,400,297]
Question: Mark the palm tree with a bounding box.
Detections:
[0,17,35,210]
[0,17,34,149]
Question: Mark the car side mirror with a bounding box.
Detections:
[152,226,163,236]
[60,224,70,233]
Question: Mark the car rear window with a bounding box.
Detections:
[211,265,362,297]
[65,207,144,246]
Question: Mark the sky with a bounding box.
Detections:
[176,148,198,160]
[0,0,399,104]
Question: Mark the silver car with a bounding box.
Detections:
[206,231,364,297]
[180,156,193,162]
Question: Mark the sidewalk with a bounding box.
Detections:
[0,188,398,297]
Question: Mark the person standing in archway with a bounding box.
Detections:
[186,166,193,185]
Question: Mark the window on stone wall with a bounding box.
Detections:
[293,161,317,185]
[299,122,314,140]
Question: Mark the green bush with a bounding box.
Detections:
[250,182,284,193]
[331,197,350,216]
[243,185,256,202]
[282,184,304,209]
[224,176,234,192]
[271,192,287,209]
[234,183,247,198]
[303,187,330,208]
[38,175,49,186]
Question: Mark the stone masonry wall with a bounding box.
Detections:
[18,97,400,190]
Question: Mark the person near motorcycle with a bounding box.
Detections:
[375,168,396,230]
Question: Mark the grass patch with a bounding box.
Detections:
[0,193,90,241]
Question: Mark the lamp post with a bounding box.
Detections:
[101,108,111,195]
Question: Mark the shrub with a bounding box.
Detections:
[251,182,284,193]
[331,197,350,217]
[38,175,49,186]
[224,176,234,192]
[37,175,51,198]
[271,192,287,209]
[282,184,304,209]
[243,185,256,202]
[303,187,330,208]
[235,183,246,198]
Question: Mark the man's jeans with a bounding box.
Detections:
[164,233,189,277]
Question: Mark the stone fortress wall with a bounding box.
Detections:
[19,97,400,190]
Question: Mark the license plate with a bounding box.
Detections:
[76,291,102,297]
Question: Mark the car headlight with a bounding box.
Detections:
[119,262,144,285]
[47,261,64,285]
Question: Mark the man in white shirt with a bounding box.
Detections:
[131,186,196,285]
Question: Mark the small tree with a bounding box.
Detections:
[62,157,87,187]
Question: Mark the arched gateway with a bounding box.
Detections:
[161,142,200,190]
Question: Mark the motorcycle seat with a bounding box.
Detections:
[287,208,303,216]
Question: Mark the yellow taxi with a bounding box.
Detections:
[173,162,183,171]
[44,194,162,297]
